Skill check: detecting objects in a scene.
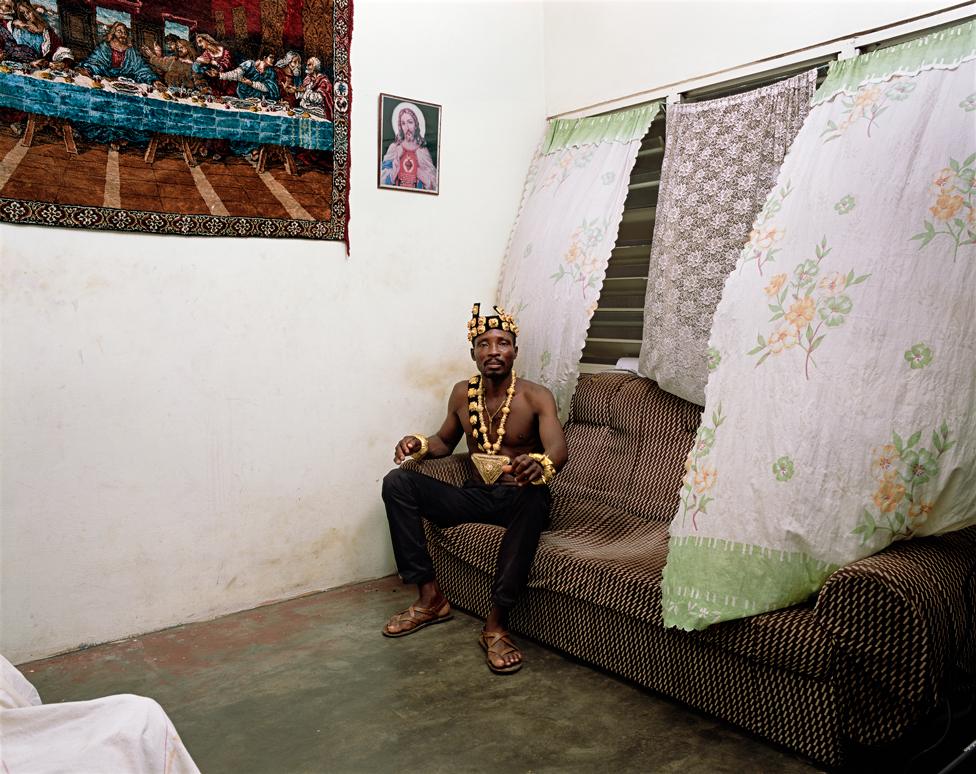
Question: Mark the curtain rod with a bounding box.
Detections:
[548,1,975,120]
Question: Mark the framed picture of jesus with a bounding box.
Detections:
[377,93,439,195]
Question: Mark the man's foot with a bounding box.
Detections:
[479,629,523,674]
[382,600,452,638]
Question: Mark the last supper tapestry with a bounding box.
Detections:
[0,0,351,242]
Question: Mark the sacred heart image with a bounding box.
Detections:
[0,0,352,242]
[377,92,440,195]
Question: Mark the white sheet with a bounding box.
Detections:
[1,654,201,774]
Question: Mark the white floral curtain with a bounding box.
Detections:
[498,104,660,415]
[639,71,816,405]
[661,20,976,631]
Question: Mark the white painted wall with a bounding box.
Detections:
[0,0,546,663]
[544,0,958,116]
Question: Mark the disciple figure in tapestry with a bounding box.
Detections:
[214,48,280,101]
[0,0,349,242]
[3,0,69,67]
[141,34,200,90]
[298,55,332,119]
[381,101,438,192]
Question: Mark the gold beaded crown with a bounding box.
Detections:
[467,303,519,343]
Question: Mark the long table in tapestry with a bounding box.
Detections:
[0,68,333,151]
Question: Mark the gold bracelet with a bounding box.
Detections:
[527,453,556,485]
[409,434,429,460]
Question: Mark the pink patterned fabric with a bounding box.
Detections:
[639,71,816,405]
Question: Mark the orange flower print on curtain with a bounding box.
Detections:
[678,405,725,531]
[747,237,870,378]
[912,153,976,262]
[738,181,793,276]
[852,423,954,544]
[821,78,916,141]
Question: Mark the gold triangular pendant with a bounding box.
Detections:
[471,453,510,484]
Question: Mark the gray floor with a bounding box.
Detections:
[22,575,825,773]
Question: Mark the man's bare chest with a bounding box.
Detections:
[456,394,539,448]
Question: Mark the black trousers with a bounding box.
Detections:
[381,467,551,608]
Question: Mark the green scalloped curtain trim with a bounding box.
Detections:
[814,18,976,105]
[660,534,839,631]
[542,102,661,154]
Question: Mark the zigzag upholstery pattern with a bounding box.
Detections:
[403,370,976,766]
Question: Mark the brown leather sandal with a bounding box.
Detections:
[479,630,523,674]
[382,601,453,638]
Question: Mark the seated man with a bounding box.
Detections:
[382,304,567,674]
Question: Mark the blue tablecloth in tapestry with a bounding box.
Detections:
[0,71,333,151]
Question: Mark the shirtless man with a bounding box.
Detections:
[382,304,567,674]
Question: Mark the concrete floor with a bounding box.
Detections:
[21,575,825,774]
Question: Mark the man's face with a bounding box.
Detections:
[1,0,16,18]
[305,59,318,75]
[400,111,417,139]
[288,56,301,75]
[471,329,517,378]
[111,24,129,45]
[17,3,37,24]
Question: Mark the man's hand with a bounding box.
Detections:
[394,435,422,465]
[502,455,543,486]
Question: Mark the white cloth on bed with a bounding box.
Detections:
[1,654,201,774]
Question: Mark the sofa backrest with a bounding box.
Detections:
[551,370,701,523]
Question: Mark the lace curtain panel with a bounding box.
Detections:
[660,20,976,631]
[639,71,816,405]
[498,104,659,416]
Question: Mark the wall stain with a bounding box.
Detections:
[403,356,469,394]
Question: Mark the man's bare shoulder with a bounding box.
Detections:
[448,378,471,403]
[518,378,557,407]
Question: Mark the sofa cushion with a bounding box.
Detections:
[427,507,835,679]
[554,372,701,524]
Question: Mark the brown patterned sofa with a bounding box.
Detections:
[404,370,976,767]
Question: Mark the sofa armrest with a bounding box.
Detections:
[400,453,472,488]
[814,527,976,742]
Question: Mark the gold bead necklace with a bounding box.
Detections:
[469,371,516,455]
